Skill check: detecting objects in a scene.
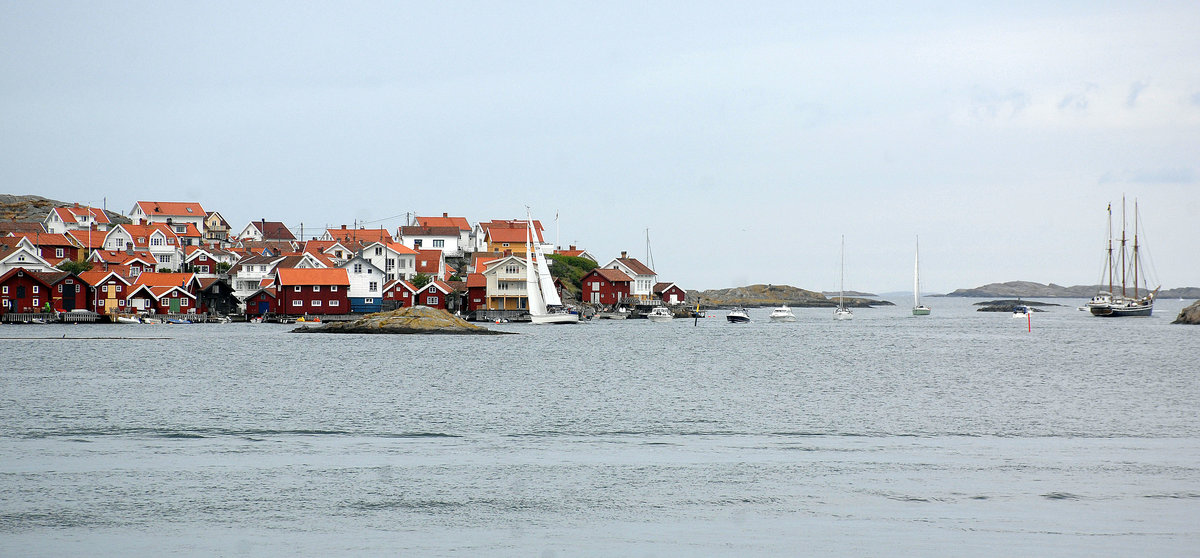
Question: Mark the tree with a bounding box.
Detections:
[57,258,92,275]
[216,262,232,274]
[411,273,432,289]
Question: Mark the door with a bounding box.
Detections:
[258,301,269,314]
[170,297,181,313]
[63,284,76,311]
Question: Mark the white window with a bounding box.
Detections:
[311,300,322,307]
[386,258,394,270]
[353,264,362,273]
[174,225,186,233]
[33,298,39,307]
[294,286,301,292]
[158,254,171,263]
[399,259,406,269]
[118,300,125,307]
[432,239,444,248]
[363,298,373,304]
[58,284,63,293]
[32,286,39,294]
[151,237,163,246]
[1,286,6,294]
[330,300,340,306]
[313,285,320,292]
[292,300,303,307]
[98,299,105,307]
[56,248,64,258]
[368,281,378,292]
[116,285,122,292]
[375,247,382,256]
[427,295,438,304]
[181,298,188,306]
[331,286,338,292]
[593,282,599,291]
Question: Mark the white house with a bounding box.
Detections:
[184,245,239,275]
[129,201,207,238]
[397,225,464,257]
[102,223,184,271]
[340,255,385,313]
[352,241,417,283]
[603,252,657,302]
[44,205,112,234]
[236,220,296,243]
[0,237,56,274]
[480,254,529,310]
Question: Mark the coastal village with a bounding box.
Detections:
[0,198,688,323]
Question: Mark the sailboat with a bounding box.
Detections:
[834,235,853,320]
[912,235,931,316]
[1085,198,1158,317]
[525,210,579,324]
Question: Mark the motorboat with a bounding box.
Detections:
[646,306,674,322]
[1012,305,1032,318]
[726,308,750,323]
[768,305,796,322]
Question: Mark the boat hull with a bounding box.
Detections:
[726,316,749,323]
[769,315,796,322]
[1088,303,1153,317]
[647,314,673,322]
[912,306,931,316]
[530,313,580,324]
[834,309,853,320]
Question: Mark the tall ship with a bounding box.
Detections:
[1086,198,1158,317]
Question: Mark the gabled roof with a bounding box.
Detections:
[133,272,198,289]
[471,253,501,273]
[324,226,393,244]
[0,242,54,268]
[247,220,296,241]
[613,257,655,276]
[486,227,538,244]
[0,267,56,286]
[480,219,545,243]
[415,249,443,273]
[589,268,634,283]
[65,230,105,250]
[78,269,131,287]
[654,282,682,294]
[276,267,350,286]
[133,201,206,218]
[416,280,453,294]
[8,232,77,247]
[465,272,487,288]
[383,279,417,294]
[52,205,111,226]
[28,270,73,286]
[127,284,196,301]
[415,214,471,231]
[205,211,231,228]
[0,222,47,235]
[399,225,461,237]
[90,249,156,266]
[109,223,179,245]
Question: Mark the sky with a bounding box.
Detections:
[3,1,1198,293]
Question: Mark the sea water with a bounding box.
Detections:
[1,298,1198,556]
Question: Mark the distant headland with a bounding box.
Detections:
[686,284,893,308]
[941,281,1200,299]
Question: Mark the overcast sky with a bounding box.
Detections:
[3,1,1198,293]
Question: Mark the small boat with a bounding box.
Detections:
[768,305,796,322]
[834,235,853,320]
[646,306,674,322]
[1012,305,1032,318]
[912,235,931,316]
[296,316,321,324]
[165,318,192,324]
[115,315,140,324]
[139,316,161,324]
[726,307,750,323]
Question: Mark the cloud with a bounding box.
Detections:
[1099,167,1196,184]
[1126,80,1150,107]
[1191,92,1200,106]
[968,87,1030,120]
[1058,83,1098,113]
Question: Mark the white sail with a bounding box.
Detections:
[535,243,561,307]
[525,218,545,316]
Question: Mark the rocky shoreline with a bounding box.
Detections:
[292,306,512,335]
[1173,301,1200,325]
[686,284,893,308]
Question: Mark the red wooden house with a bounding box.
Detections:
[244,287,277,318]
[580,268,633,306]
[382,279,417,308]
[79,270,133,315]
[9,233,81,267]
[274,268,350,316]
[465,273,488,312]
[126,284,197,314]
[654,282,687,305]
[414,280,453,311]
[0,269,86,313]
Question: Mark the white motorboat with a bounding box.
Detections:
[727,308,750,323]
[769,305,796,322]
[646,306,674,322]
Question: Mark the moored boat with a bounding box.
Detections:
[726,308,750,323]
[1087,198,1158,317]
[913,235,931,316]
[768,305,796,322]
[646,306,674,322]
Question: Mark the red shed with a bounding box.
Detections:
[580,268,633,307]
[274,268,350,316]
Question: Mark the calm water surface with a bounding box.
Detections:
[2,298,1198,556]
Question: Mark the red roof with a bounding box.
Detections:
[135,201,206,217]
[481,220,544,243]
[53,205,111,225]
[276,267,350,286]
[615,257,655,276]
[487,227,538,244]
[324,227,393,244]
[78,269,130,287]
[590,268,633,283]
[415,214,471,231]
[9,232,76,247]
[65,230,105,249]
[466,273,487,288]
[133,272,196,288]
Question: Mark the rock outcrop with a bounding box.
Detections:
[686,284,892,308]
[292,306,512,335]
[1172,301,1200,324]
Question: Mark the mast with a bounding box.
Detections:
[839,235,845,310]
[914,235,920,308]
[1133,199,1140,298]
[645,228,655,272]
[1106,203,1113,294]
[1119,196,1127,298]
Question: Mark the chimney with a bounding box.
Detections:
[569,245,576,250]
[442,212,448,218]
[74,202,79,208]
[341,224,347,230]
[126,242,134,255]
[621,251,627,259]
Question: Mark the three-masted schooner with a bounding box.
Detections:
[1086,198,1158,317]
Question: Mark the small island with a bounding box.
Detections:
[1173,301,1200,325]
[292,306,512,335]
[974,299,1060,312]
